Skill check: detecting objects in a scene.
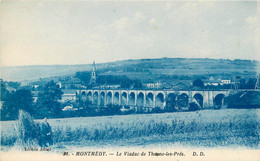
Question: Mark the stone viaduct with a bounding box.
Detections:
[77,89,232,109]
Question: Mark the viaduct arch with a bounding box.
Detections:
[78,89,231,109]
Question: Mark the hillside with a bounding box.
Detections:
[0,58,258,82]
[99,58,258,82]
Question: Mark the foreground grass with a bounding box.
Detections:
[1,109,259,150]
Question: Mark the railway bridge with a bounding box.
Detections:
[77,89,232,109]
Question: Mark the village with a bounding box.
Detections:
[10,64,233,105]
[1,60,258,119]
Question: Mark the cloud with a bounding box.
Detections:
[1,1,259,66]
[245,16,257,24]
[112,17,130,31]
[133,12,146,23]
[149,18,158,30]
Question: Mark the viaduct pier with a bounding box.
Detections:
[77,89,234,109]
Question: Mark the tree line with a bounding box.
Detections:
[1,75,259,120]
[75,71,142,89]
[1,80,63,121]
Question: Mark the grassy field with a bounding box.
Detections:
[1,109,259,150]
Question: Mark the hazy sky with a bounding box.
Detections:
[1,1,259,66]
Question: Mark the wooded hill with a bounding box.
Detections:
[1,58,258,82]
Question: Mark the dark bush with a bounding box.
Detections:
[189,102,199,111]
[151,107,164,113]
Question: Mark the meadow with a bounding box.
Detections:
[1,109,259,150]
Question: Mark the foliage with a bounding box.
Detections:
[7,81,20,89]
[101,104,121,115]
[151,107,163,113]
[75,71,92,84]
[133,79,142,89]
[226,91,260,109]
[79,102,97,117]
[176,94,189,109]
[189,102,200,111]
[96,75,134,88]
[1,89,34,121]
[120,106,135,115]
[193,79,204,88]
[36,80,63,118]
[0,79,10,101]
[75,71,142,89]
[239,78,257,89]
[165,95,177,112]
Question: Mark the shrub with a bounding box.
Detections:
[151,107,164,113]
[189,102,199,111]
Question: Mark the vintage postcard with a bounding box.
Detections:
[0,1,260,161]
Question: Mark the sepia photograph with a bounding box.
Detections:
[0,1,260,161]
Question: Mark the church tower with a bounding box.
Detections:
[89,61,97,85]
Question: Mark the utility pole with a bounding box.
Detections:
[232,76,239,91]
[255,74,259,89]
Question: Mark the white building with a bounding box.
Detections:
[143,82,162,89]
[60,89,77,102]
[221,79,231,84]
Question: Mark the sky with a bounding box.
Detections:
[0,1,259,66]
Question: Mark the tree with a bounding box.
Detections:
[176,94,189,109]
[120,76,133,88]
[193,79,204,88]
[1,79,10,101]
[239,78,257,89]
[1,80,12,120]
[239,79,247,89]
[165,94,177,112]
[14,89,34,113]
[76,99,94,116]
[151,106,163,113]
[75,71,91,84]
[36,80,63,118]
[102,104,121,115]
[7,81,20,89]
[189,102,199,111]
[226,91,260,109]
[246,78,256,89]
[1,92,16,120]
[1,89,34,120]
[133,80,142,89]
[96,75,134,88]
